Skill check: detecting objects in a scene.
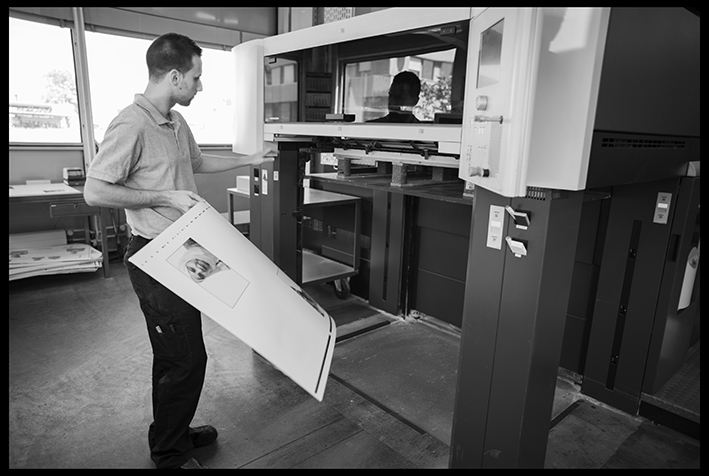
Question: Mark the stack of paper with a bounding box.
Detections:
[9,242,102,281]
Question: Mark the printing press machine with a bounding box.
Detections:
[231,7,699,467]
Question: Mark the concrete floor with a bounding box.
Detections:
[9,264,700,468]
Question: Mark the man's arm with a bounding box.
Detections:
[194,148,276,174]
[83,177,202,214]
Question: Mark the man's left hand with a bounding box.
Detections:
[253,147,277,166]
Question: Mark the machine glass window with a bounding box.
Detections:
[259,20,468,126]
[343,50,457,123]
[9,17,81,144]
[477,19,504,89]
[264,57,299,123]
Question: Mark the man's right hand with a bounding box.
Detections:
[166,190,204,214]
[84,177,203,214]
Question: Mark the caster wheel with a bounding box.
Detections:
[333,278,350,299]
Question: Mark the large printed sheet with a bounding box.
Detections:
[128,201,335,401]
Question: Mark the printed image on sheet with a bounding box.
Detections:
[167,237,249,308]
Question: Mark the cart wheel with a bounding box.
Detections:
[333,278,350,299]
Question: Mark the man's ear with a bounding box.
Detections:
[169,69,181,86]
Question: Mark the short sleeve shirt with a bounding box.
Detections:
[86,94,204,239]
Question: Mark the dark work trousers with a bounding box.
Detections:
[124,235,208,469]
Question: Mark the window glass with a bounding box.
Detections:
[85,31,149,145]
[86,31,235,145]
[174,47,235,145]
[9,17,81,144]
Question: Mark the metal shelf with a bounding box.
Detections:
[301,188,361,298]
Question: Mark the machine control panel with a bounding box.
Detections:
[465,118,501,180]
[458,8,543,198]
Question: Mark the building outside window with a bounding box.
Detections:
[9,16,81,144]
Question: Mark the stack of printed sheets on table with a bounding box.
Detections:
[9,230,102,281]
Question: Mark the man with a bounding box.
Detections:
[84,32,274,469]
[367,71,421,123]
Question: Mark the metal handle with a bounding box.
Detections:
[474,115,503,124]
[505,236,527,258]
[468,166,490,178]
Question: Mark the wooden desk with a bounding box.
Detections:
[9,183,110,278]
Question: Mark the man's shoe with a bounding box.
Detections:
[180,456,208,469]
[189,425,218,448]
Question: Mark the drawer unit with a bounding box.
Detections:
[49,201,100,217]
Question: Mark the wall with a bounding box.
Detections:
[9,147,84,185]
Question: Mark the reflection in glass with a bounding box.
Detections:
[265,57,298,123]
[343,50,456,123]
[260,20,468,126]
[477,19,504,89]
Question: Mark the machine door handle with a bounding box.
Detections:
[505,236,527,258]
[474,115,503,124]
[667,234,681,262]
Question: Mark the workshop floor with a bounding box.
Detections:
[9,265,700,469]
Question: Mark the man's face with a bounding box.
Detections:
[174,55,203,107]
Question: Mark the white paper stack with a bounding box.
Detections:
[9,231,102,281]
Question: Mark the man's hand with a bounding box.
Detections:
[84,177,202,214]
[167,190,204,214]
[196,149,278,174]
[252,147,277,166]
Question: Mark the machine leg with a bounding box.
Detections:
[391,163,408,186]
[450,186,583,468]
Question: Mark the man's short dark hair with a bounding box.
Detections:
[146,33,202,81]
[389,71,421,107]
[392,71,421,97]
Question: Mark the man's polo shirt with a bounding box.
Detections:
[87,94,204,239]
